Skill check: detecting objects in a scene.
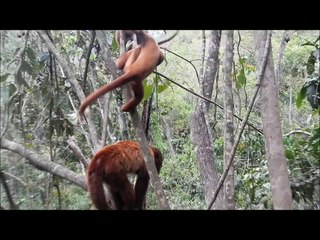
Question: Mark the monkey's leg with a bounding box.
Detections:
[106,171,135,210]
[121,81,144,112]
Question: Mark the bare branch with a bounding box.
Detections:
[67,136,88,169]
[1,138,86,190]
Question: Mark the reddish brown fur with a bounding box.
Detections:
[87,141,163,210]
[79,30,165,114]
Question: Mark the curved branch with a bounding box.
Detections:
[0,138,86,190]
[161,47,200,83]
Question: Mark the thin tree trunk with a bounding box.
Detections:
[223,30,235,209]
[254,30,293,209]
[203,31,221,110]
[289,85,292,124]
[161,117,175,157]
[190,30,223,209]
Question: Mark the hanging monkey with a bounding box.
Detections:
[79,30,178,114]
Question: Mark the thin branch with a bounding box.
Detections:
[154,71,263,134]
[161,47,200,83]
[0,171,19,209]
[207,30,272,210]
[284,130,312,137]
[67,136,88,169]
[1,171,27,186]
[66,91,94,155]
[1,91,19,140]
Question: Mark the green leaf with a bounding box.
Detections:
[239,57,247,65]
[244,63,256,72]
[25,133,33,139]
[0,73,10,82]
[285,148,295,159]
[143,84,153,101]
[157,84,169,93]
[26,47,37,63]
[111,33,118,53]
[296,85,307,108]
[16,70,30,88]
[154,74,169,93]
[90,53,97,61]
[236,68,246,89]
[21,59,36,77]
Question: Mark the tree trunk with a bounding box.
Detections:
[190,30,223,209]
[223,30,235,209]
[254,31,293,209]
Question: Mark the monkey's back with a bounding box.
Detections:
[89,141,146,174]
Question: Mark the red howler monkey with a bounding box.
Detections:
[79,30,177,114]
[87,140,163,210]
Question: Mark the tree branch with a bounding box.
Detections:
[0,171,19,209]
[0,138,86,190]
[67,136,88,169]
